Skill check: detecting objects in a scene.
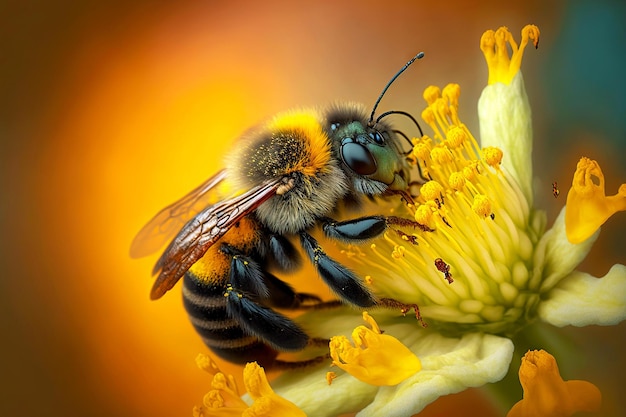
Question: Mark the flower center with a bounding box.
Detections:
[343,83,540,336]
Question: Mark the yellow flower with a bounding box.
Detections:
[328,312,421,386]
[265,25,625,417]
[507,350,601,417]
[193,354,306,417]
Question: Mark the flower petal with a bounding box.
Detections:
[538,264,626,327]
[273,309,513,417]
[478,72,534,205]
[534,206,598,292]
[507,349,601,417]
[356,331,513,417]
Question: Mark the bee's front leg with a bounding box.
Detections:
[321,215,431,242]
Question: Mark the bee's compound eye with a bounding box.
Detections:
[341,141,377,175]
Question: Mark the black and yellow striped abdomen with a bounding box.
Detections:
[180,216,289,366]
[182,269,279,365]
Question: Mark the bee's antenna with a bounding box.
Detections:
[368,51,424,127]
[376,110,424,137]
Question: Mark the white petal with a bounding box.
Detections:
[357,331,513,417]
[272,309,513,417]
[478,72,533,205]
[534,206,598,292]
[538,264,626,327]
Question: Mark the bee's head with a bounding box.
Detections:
[325,52,425,196]
[325,103,411,196]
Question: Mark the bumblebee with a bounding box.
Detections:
[131,52,426,367]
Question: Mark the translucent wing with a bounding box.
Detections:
[130,170,228,258]
[150,178,283,300]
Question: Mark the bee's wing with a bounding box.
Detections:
[130,170,228,259]
[149,178,283,300]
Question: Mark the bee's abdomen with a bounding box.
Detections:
[182,270,278,365]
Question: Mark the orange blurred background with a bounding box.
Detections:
[1,1,624,416]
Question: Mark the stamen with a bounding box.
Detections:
[565,157,626,244]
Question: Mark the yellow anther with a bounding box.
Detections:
[415,203,434,226]
[328,312,421,386]
[442,83,461,108]
[472,194,492,217]
[421,107,436,126]
[565,157,626,244]
[480,25,540,85]
[423,85,441,105]
[482,146,504,167]
[365,275,373,285]
[430,146,453,165]
[420,180,444,202]
[507,350,601,417]
[413,141,432,161]
[445,126,467,148]
[449,172,466,191]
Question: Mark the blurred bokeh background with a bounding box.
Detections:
[1,0,624,416]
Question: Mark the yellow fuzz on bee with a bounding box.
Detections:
[328,312,421,386]
[192,354,306,417]
[507,350,601,417]
[565,157,626,244]
[480,25,540,85]
[268,111,331,177]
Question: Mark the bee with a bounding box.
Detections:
[131,52,426,368]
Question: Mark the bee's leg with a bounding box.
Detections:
[322,215,432,243]
[260,270,320,308]
[320,219,429,327]
[265,233,302,272]
[300,232,376,308]
[220,244,310,351]
[224,281,310,352]
[321,215,388,242]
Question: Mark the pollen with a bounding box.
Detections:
[423,85,441,105]
[449,172,466,191]
[445,126,467,148]
[328,312,421,386]
[414,203,434,227]
[565,157,626,244]
[413,139,432,161]
[472,194,492,217]
[482,146,503,167]
[431,146,453,165]
[480,25,540,85]
[421,180,444,202]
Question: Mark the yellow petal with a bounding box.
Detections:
[328,312,421,386]
[507,350,601,417]
[565,157,626,244]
